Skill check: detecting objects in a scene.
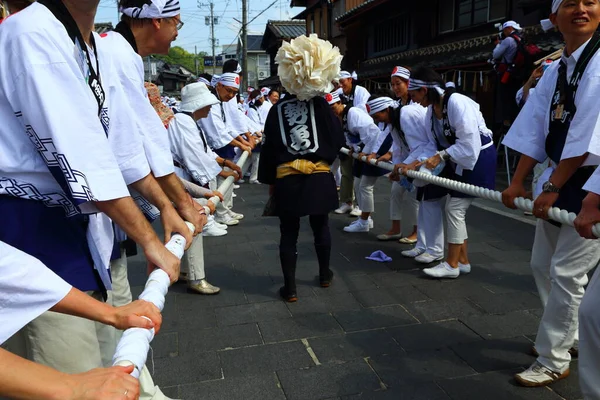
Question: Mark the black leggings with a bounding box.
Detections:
[278,214,331,290]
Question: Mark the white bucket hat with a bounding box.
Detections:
[180,82,219,113]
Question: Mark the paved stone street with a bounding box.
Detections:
[128,179,583,400]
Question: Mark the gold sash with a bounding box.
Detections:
[276,160,331,179]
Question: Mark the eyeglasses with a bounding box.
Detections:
[223,86,238,96]
[170,17,184,30]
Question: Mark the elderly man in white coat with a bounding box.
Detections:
[502,0,600,387]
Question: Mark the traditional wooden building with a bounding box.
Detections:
[260,19,306,87]
[293,0,562,122]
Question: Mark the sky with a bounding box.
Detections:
[95,0,303,55]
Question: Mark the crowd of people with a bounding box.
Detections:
[1,0,600,399]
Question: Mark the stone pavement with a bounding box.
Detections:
[127,179,583,400]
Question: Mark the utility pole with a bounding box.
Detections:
[198,1,219,75]
[241,0,248,88]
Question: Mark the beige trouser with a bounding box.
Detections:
[182,234,206,281]
[531,220,600,372]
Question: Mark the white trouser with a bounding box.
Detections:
[530,220,600,372]
[331,158,341,187]
[445,197,474,244]
[355,175,379,213]
[182,234,206,281]
[417,198,445,257]
[390,182,419,231]
[210,175,233,217]
[250,152,260,182]
[579,267,600,399]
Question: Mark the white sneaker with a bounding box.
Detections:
[214,221,228,230]
[238,179,245,184]
[233,184,240,189]
[227,210,244,220]
[415,252,444,264]
[343,219,369,233]
[368,217,374,229]
[515,361,569,387]
[202,223,228,237]
[458,262,471,274]
[423,262,460,279]
[401,248,425,258]
[207,215,228,230]
[335,203,353,214]
[232,193,237,198]
[349,206,362,217]
[215,215,239,226]
[250,180,261,184]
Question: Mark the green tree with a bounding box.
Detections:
[154,46,207,75]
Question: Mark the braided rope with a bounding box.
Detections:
[339,147,600,237]
[113,149,252,377]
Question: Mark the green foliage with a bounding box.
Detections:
[154,46,208,75]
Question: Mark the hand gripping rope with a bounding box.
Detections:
[339,147,600,238]
[112,148,253,378]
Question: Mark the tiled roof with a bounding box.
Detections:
[266,20,306,39]
[94,22,114,34]
[359,25,564,78]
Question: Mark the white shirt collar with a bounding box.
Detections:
[561,37,593,80]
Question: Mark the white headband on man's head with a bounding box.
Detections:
[121,0,180,19]
[339,71,358,80]
[408,79,445,95]
[366,97,398,116]
[391,66,410,81]
[552,0,563,13]
[218,73,240,89]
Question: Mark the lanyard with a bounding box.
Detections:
[39,0,105,118]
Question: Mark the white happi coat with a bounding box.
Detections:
[0,241,71,344]
[393,103,437,165]
[168,113,222,186]
[426,93,493,174]
[99,31,175,178]
[345,107,380,153]
[198,100,239,151]
[223,96,261,134]
[246,103,265,130]
[504,38,600,170]
[0,3,130,280]
[347,85,371,111]
[259,99,273,122]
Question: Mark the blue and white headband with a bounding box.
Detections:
[391,66,410,81]
[552,0,563,13]
[218,73,240,89]
[366,97,398,116]
[121,0,180,19]
[408,79,445,95]
[339,71,358,80]
[197,77,211,86]
[210,75,220,87]
[324,91,341,105]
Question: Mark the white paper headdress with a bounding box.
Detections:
[275,34,342,102]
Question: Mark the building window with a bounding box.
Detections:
[439,0,506,33]
[368,14,409,58]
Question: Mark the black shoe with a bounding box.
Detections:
[319,269,334,288]
[279,286,298,302]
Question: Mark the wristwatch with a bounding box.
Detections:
[439,150,450,161]
[542,181,560,193]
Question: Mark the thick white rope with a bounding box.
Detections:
[113,149,252,377]
[339,147,600,237]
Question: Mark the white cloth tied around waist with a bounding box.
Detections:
[112,223,193,378]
